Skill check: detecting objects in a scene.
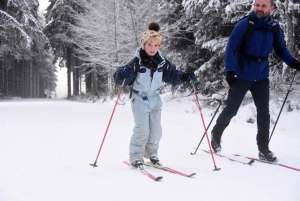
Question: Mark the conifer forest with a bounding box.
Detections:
[0,0,299,100]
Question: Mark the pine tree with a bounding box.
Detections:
[44,0,82,98]
[162,0,300,98]
[0,0,56,98]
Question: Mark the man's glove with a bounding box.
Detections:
[226,71,237,87]
[291,60,300,71]
[181,72,196,82]
[120,66,133,78]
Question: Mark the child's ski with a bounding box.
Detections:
[143,162,196,177]
[123,161,163,181]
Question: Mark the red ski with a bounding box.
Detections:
[143,162,196,177]
[232,154,300,172]
[202,150,255,165]
[123,161,163,181]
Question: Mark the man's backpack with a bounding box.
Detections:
[235,15,279,69]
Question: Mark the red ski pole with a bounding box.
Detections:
[191,88,229,155]
[192,81,220,171]
[90,79,126,168]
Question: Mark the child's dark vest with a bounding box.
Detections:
[127,57,168,98]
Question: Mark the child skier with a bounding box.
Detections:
[114,22,196,169]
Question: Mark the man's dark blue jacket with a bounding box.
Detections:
[225,11,296,81]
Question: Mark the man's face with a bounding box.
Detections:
[254,0,274,18]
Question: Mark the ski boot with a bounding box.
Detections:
[259,149,277,162]
[211,132,221,152]
[150,156,162,166]
[131,159,144,170]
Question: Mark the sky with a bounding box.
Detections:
[38,0,49,15]
[0,93,299,201]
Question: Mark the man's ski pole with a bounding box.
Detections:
[90,79,126,168]
[269,71,297,141]
[191,99,221,155]
[191,89,229,155]
[191,81,220,171]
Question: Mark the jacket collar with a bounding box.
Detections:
[249,11,274,26]
[135,48,165,66]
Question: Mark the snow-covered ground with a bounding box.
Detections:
[0,93,299,201]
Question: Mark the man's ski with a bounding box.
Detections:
[202,150,255,165]
[143,162,196,177]
[123,161,163,181]
[232,154,300,172]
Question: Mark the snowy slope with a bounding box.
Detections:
[0,95,299,201]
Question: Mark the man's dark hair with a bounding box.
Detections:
[254,0,275,6]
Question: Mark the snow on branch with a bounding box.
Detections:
[0,10,32,48]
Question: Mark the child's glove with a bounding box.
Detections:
[120,66,133,78]
[181,72,196,82]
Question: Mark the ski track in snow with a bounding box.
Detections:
[0,96,299,201]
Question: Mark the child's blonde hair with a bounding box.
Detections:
[140,22,162,50]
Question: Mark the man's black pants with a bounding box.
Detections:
[212,78,270,151]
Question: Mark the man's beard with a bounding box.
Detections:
[254,10,269,18]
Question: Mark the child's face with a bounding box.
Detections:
[144,38,160,56]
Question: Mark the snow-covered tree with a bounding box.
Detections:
[177,0,253,95]
[40,0,300,100]
[265,0,300,102]
[156,0,204,94]
[159,0,300,98]
[0,0,57,98]
[44,0,83,98]
[69,0,159,96]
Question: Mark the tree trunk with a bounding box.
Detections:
[110,0,118,96]
[39,76,45,98]
[85,68,92,94]
[7,64,12,97]
[27,60,30,98]
[33,64,36,98]
[36,72,39,98]
[26,61,30,98]
[4,62,6,97]
[21,60,25,98]
[67,47,72,98]
[91,70,98,97]
[30,61,33,98]
[0,60,3,98]
[15,61,20,97]
[73,56,79,96]
[285,0,295,56]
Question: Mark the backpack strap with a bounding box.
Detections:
[236,16,280,70]
[132,57,140,84]
[271,22,279,39]
[237,15,279,51]
[128,57,169,98]
[271,21,280,50]
[244,16,255,43]
[236,16,255,53]
[235,16,255,70]
[129,57,140,98]
[235,16,253,51]
[272,21,285,57]
[163,60,169,72]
